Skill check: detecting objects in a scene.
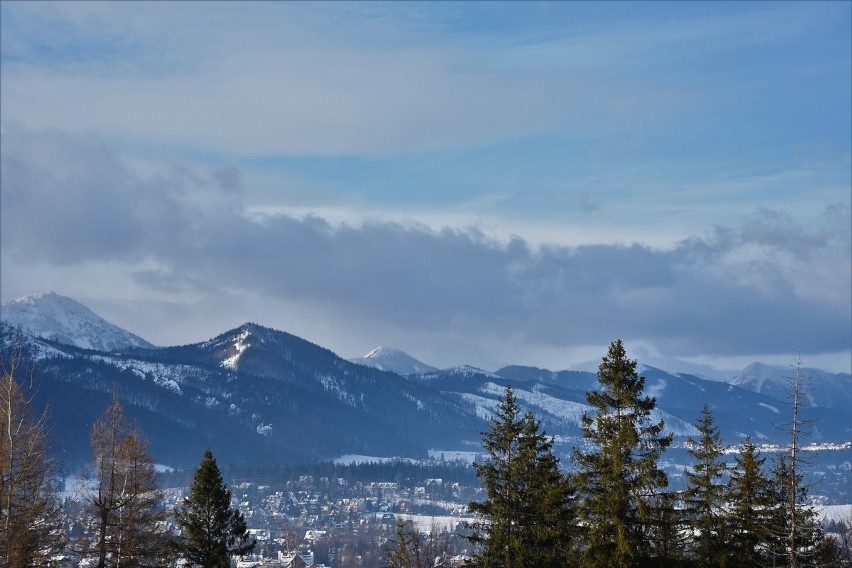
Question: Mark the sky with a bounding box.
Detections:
[1,1,850,375]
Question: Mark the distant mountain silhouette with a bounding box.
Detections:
[2,295,850,501]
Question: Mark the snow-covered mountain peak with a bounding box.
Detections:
[349,346,438,376]
[730,361,852,410]
[0,292,153,352]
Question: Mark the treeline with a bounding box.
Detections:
[0,354,255,567]
[161,459,480,489]
[459,340,851,568]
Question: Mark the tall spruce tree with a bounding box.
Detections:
[573,339,673,568]
[515,412,578,568]
[725,437,772,568]
[174,450,255,567]
[682,404,728,568]
[468,386,577,568]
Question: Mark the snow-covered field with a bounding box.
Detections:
[817,503,852,523]
[428,450,480,463]
[369,513,464,533]
[333,454,419,465]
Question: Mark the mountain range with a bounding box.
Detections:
[2,292,850,501]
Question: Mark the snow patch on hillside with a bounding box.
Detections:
[650,409,699,437]
[479,382,590,427]
[88,355,184,395]
[450,365,502,379]
[454,392,500,421]
[222,328,251,370]
[1,324,72,361]
[645,379,667,399]
[319,375,357,406]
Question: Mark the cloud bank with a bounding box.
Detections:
[2,127,848,370]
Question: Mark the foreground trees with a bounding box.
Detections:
[682,404,728,568]
[573,339,673,567]
[0,355,65,566]
[174,449,255,567]
[466,342,849,567]
[81,397,170,567]
[766,356,835,568]
[725,437,772,567]
[766,454,834,568]
[468,387,577,568]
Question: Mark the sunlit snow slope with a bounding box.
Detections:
[0,292,153,351]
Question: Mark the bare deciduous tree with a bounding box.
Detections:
[81,396,170,567]
[0,354,65,566]
[384,520,450,568]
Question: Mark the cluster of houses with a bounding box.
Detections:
[205,475,481,568]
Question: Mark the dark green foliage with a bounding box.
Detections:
[573,340,673,568]
[174,450,255,567]
[468,386,577,568]
[682,405,728,568]
[725,437,772,568]
[645,491,687,567]
[765,455,831,568]
[514,413,578,568]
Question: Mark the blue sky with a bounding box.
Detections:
[1,2,850,374]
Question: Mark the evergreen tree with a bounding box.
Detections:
[174,450,255,567]
[0,355,65,566]
[468,386,577,568]
[573,339,673,568]
[725,437,772,568]
[646,491,686,567]
[682,405,728,568]
[765,455,830,568]
[515,412,578,568]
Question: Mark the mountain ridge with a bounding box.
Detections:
[1,292,850,501]
[0,291,153,351]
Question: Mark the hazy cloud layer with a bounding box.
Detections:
[2,3,849,372]
[3,127,848,367]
